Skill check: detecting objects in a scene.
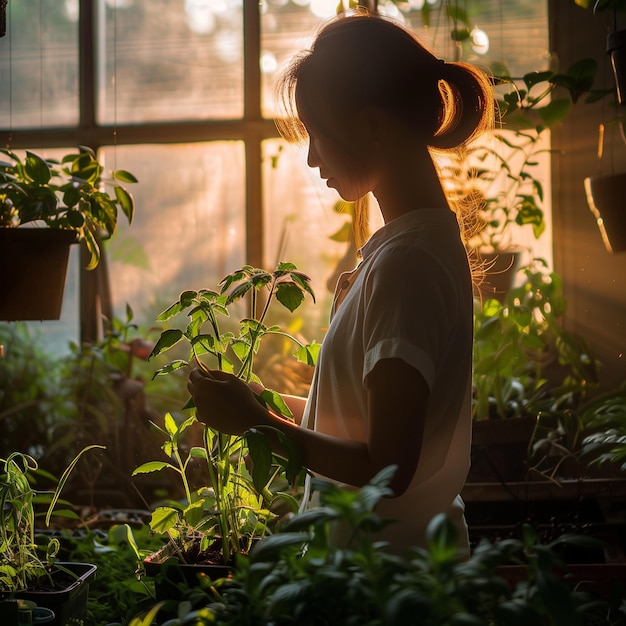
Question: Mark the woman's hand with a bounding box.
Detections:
[187,368,269,436]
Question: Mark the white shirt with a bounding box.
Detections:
[301,207,473,554]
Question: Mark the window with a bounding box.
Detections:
[1,0,550,354]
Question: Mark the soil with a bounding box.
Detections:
[1,567,75,594]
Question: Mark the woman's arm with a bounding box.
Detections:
[188,358,427,496]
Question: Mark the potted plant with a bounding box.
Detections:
[436,38,598,298]
[0,447,101,624]
[470,258,600,483]
[133,262,318,597]
[574,0,626,102]
[0,146,137,320]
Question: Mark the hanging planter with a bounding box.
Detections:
[607,29,626,104]
[0,147,137,320]
[473,249,523,302]
[584,172,626,253]
[0,229,77,320]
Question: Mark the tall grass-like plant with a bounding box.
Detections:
[134,263,318,565]
[0,445,103,593]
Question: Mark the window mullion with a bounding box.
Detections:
[243,0,264,269]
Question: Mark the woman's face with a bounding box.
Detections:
[305,128,378,202]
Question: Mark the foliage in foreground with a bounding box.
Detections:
[127,467,626,626]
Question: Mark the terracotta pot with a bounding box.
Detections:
[584,173,626,254]
[0,229,77,320]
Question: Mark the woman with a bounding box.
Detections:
[188,11,494,555]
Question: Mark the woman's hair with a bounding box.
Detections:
[275,10,496,249]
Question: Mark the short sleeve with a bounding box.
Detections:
[361,244,460,389]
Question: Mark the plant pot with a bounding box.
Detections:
[3,562,97,626]
[143,541,233,601]
[607,30,626,105]
[468,416,537,483]
[584,173,626,254]
[0,229,77,320]
[473,250,522,302]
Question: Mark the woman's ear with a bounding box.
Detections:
[360,106,388,148]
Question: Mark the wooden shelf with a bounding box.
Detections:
[462,478,626,502]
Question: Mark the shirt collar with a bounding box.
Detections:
[360,208,458,260]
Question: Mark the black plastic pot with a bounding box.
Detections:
[4,562,97,626]
[0,229,77,320]
[143,541,232,601]
[468,416,537,483]
[584,173,626,253]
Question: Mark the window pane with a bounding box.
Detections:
[263,139,383,344]
[261,1,326,118]
[97,0,244,124]
[0,0,78,129]
[105,142,246,326]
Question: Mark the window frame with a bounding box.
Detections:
[0,0,277,341]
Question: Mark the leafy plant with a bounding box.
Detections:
[472,259,599,421]
[43,307,185,509]
[134,263,318,566]
[0,323,62,458]
[0,146,137,268]
[580,383,626,470]
[126,467,621,626]
[445,61,600,253]
[62,524,162,625]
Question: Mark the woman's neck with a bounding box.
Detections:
[373,146,449,224]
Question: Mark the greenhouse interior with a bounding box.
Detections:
[1,0,626,624]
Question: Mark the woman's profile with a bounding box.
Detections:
[188,10,494,555]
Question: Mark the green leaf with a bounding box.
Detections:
[164,412,178,436]
[149,506,181,533]
[114,185,135,224]
[24,152,52,185]
[249,532,311,561]
[426,513,459,563]
[537,98,572,127]
[294,342,320,366]
[250,272,272,289]
[45,444,106,526]
[152,359,188,378]
[289,271,315,302]
[183,500,205,527]
[132,461,174,476]
[523,70,553,89]
[226,281,253,304]
[450,27,471,42]
[189,446,208,460]
[113,169,138,183]
[150,329,184,359]
[64,209,85,229]
[259,388,293,419]
[276,261,297,273]
[246,429,274,494]
[276,282,305,312]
